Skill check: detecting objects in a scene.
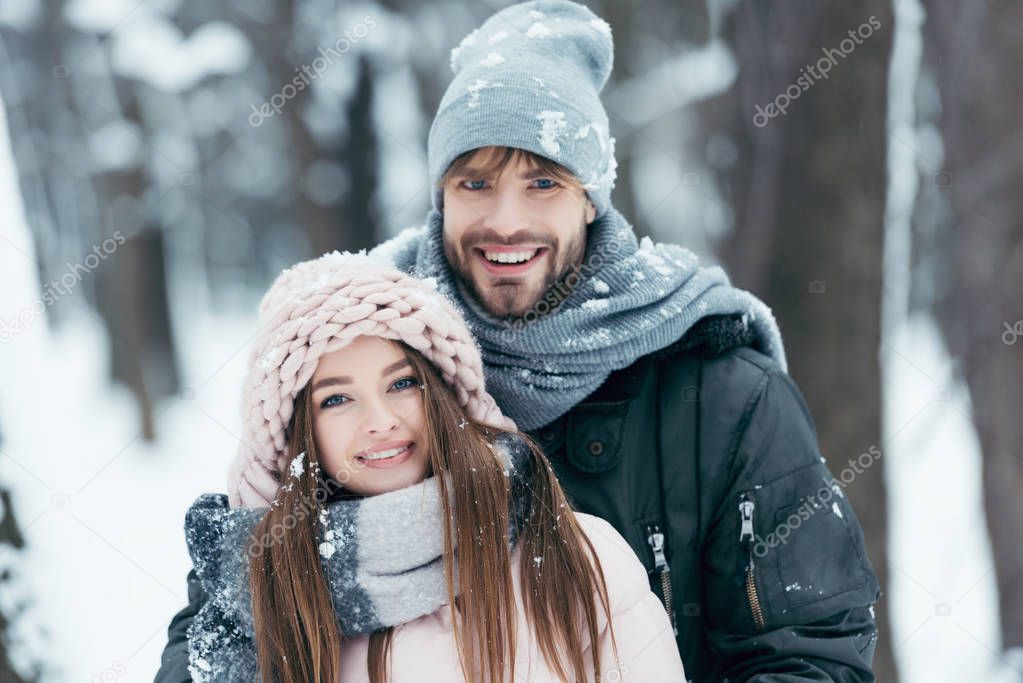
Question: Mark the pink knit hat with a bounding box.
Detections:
[226,251,516,508]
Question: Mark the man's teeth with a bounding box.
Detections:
[483,249,538,264]
[359,445,410,461]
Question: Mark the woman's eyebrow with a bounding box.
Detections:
[381,359,411,376]
[310,359,411,392]
[311,376,351,391]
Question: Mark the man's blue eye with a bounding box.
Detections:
[533,178,556,189]
[464,180,487,190]
[321,394,348,409]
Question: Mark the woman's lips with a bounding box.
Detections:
[356,443,416,469]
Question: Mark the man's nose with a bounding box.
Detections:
[483,187,530,237]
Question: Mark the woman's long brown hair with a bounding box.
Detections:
[248,341,618,682]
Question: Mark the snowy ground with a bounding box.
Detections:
[884,315,1020,683]
[0,307,257,682]
[0,91,257,680]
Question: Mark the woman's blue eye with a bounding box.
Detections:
[392,376,417,391]
[320,377,417,409]
[320,394,348,409]
[464,179,487,190]
[533,178,557,189]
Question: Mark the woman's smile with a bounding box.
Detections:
[355,440,416,468]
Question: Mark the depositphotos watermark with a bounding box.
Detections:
[602,664,632,683]
[1,231,126,344]
[501,235,626,331]
[248,15,378,127]
[91,660,126,683]
[1002,321,1022,346]
[752,444,881,558]
[753,15,882,128]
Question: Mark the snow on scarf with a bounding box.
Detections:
[370,206,788,430]
[183,432,532,682]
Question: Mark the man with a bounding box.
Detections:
[157,1,880,680]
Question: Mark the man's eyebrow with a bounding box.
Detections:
[310,359,411,392]
[449,166,552,181]
[519,167,554,180]
[450,166,490,179]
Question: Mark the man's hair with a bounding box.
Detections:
[441,146,584,191]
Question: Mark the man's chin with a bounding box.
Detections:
[478,294,535,319]
[473,281,543,319]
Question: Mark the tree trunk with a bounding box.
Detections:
[695,2,897,679]
[0,487,31,683]
[83,82,180,439]
[918,0,1023,652]
[95,227,180,438]
[335,55,379,253]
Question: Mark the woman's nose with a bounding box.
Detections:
[363,399,400,434]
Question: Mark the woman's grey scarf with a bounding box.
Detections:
[370,206,788,430]
[184,433,532,682]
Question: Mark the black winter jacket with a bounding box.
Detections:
[155,315,880,682]
[523,315,880,681]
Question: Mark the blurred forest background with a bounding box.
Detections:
[0,0,1020,681]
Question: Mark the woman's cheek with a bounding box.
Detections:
[314,421,348,472]
[394,392,424,414]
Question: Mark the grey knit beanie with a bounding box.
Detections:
[427,0,617,218]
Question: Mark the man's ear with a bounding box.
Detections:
[585,199,596,224]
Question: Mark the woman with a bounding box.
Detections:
[184,252,684,682]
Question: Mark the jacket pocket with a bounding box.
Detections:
[565,399,630,473]
[742,462,879,627]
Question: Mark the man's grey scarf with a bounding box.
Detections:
[183,433,531,682]
[370,207,787,431]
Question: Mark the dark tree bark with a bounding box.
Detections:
[334,55,379,253]
[917,0,1023,652]
[76,81,180,439]
[95,227,180,439]
[0,488,32,683]
[693,2,897,679]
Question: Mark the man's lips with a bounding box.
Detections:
[473,245,548,277]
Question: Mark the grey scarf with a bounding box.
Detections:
[184,433,531,682]
[370,207,787,431]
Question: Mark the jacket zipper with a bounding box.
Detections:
[739,493,765,631]
[645,524,678,636]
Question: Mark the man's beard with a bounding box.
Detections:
[445,220,587,319]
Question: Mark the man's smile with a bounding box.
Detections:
[474,245,549,277]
